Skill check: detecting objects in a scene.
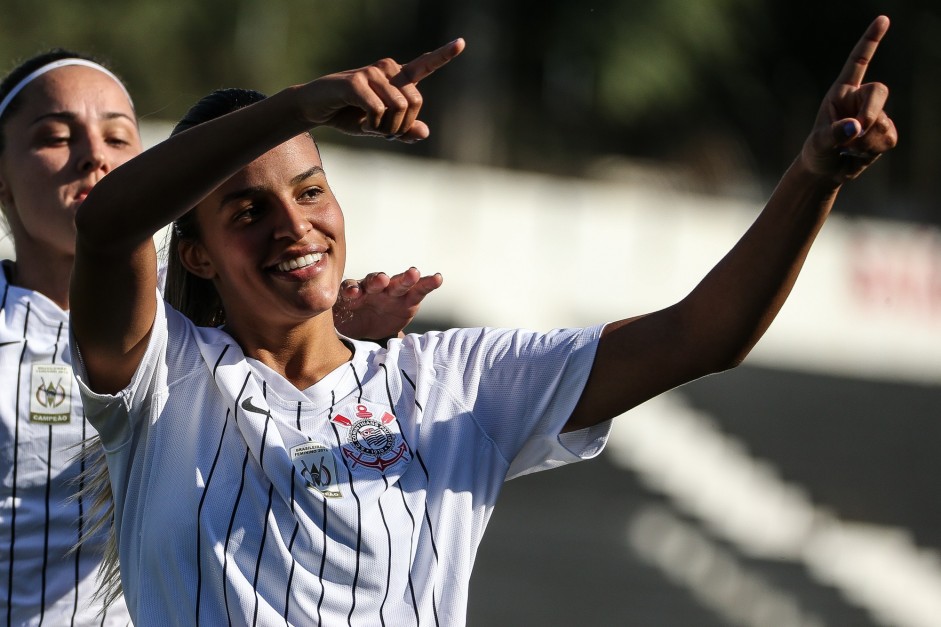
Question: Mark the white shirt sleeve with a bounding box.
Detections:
[69,290,169,452]
[408,323,611,479]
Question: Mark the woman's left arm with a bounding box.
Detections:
[566,16,897,432]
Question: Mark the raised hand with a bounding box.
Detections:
[801,15,897,182]
[301,38,466,142]
[333,267,444,341]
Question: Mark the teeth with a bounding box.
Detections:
[276,253,322,272]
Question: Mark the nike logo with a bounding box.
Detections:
[240,396,271,417]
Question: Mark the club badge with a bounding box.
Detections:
[332,402,410,473]
[30,364,71,424]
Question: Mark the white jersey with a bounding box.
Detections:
[0,264,131,626]
[74,296,610,627]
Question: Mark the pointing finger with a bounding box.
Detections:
[396,38,466,86]
[835,15,889,89]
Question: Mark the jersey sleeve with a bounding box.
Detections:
[410,324,611,480]
[69,290,170,452]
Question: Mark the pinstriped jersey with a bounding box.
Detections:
[0,265,131,626]
[74,298,609,627]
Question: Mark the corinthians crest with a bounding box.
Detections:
[332,402,410,473]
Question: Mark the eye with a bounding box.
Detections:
[298,186,323,201]
[102,121,139,149]
[31,121,75,148]
[232,203,264,224]
[38,132,70,147]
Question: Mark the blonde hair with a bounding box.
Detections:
[70,436,122,612]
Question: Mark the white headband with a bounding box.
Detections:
[0,58,133,122]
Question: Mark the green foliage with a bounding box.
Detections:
[592,0,758,122]
[1,0,936,223]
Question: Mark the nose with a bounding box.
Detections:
[76,133,111,175]
[273,200,312,241]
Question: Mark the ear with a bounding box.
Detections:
[177,239,216,280]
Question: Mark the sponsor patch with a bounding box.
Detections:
[290,441,342,498]
[30,364,71,424]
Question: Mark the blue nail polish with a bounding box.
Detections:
[843,121,858,137]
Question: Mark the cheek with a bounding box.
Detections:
[208,235,260,274]
[107,148,140,170]
[193,210,256,270]
[333,219,347,272]
[3,164,60,215]
[330,208,346,247]
[26,150,69,177]
[15,158,70,208]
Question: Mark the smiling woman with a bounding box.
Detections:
[69,17,896,627]
[174,131,353,389]
[166,89,348,338]
[0,48,445,626]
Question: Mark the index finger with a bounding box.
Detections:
[397,38,466,85]
[835,15,889,88]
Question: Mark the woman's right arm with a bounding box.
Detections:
[70,39,465,394]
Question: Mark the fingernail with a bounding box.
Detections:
[843,121,858,137]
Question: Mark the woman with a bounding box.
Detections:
[0,49,442,625]
[71,17,895,627]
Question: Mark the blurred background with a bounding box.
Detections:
[2,0,940,625]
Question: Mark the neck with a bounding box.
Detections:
[7,244,74,309]
[226,313,352,390]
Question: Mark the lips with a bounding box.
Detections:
[74,186,93,203]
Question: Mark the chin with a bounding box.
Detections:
[302,282,340,306]
[289,298,337,321]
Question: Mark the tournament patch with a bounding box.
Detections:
[30,364,72,424]
[332,402,410,473]
[290,441,342,498]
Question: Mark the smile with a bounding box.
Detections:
[275,253,323,272]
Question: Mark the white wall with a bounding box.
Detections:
[324,145,941,385]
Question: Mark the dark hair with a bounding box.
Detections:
[163,88,268,327]
[0,49,117,154]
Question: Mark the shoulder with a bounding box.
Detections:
[361,325,600,391]
[161,302,236,378]
[399,326,602,361]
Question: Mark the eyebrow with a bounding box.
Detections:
[30,110,136,126]
[217,165,326,210]
[291,165,325,186]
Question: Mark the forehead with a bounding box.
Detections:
[9,65,135,123]
[221,135,323,189]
